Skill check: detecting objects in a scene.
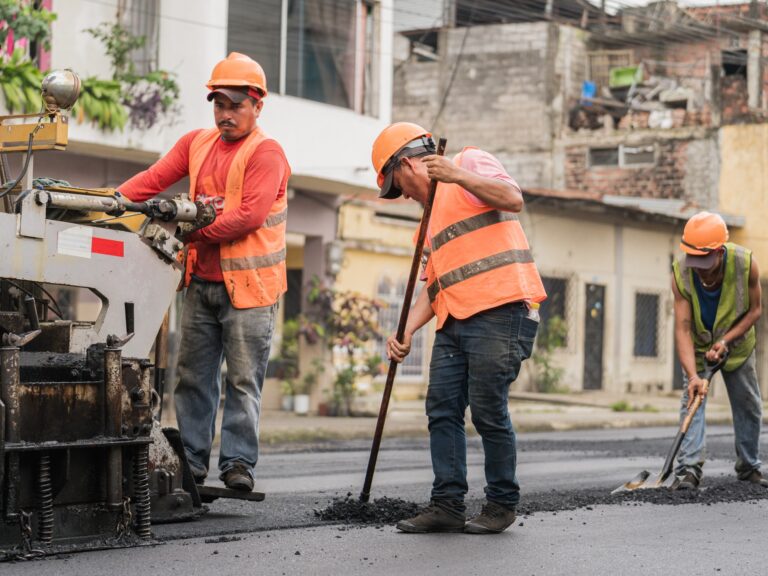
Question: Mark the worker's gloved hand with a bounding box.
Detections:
[386,332,412,363]
[175,221,199,242]
[174,202,216,242]
[686,374,708,409]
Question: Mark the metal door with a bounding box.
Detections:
[583,283,605,390]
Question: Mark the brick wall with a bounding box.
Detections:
[564,134,718,205]
[393,21,587,188]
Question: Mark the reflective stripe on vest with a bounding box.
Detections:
[187,127,288,308]
[672,242,755,372]
[424,147,546,329]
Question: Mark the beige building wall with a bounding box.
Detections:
[337,201,682,396]
[521,210,679,394]
[718,125,768,264]
[718,124,768,398]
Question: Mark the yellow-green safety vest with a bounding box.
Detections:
[672,242,755,372]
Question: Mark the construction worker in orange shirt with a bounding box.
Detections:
[119,53,290,492]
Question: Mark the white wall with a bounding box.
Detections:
[50,0,227,157]
[49,0,392,194]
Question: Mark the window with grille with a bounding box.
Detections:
[589,147,619,167]
[375,276,424,378]
[589,145,656,168]
[634,293,659,357]
[539,276,568,347]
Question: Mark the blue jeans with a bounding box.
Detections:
[175,278,276,479]
[426,302,537,510]
[675,351,763,480]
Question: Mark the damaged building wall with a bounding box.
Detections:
[393,21,586,188]
[562,130,719,207]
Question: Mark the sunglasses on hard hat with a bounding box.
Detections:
[680,239,717,253]
[378,136,436,199]
[380,136,436,176]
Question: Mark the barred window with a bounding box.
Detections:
[376,277,425,378]
[634,293,659,357]
[540,276,568,347]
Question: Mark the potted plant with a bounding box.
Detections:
[293,359,324,416]
[272,319,299,411]
[279,379,295,412]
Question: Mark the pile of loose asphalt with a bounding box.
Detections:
[316,478,768,526]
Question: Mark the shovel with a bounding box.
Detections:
[611,353,728,494]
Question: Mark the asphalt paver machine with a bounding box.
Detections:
[0,71,257,560]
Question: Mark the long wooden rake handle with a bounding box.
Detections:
[359,137,447,503]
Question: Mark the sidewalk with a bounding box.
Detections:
[254,390,761,446]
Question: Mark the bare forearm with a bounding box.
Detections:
[404,287,435,338]
[454,170,523,213]
[675,323,699,378]
[723,307,761,345]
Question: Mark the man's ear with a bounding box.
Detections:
[399,156,415,171]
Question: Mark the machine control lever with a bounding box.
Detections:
[24,296,40,331]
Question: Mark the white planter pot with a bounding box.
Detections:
[293,394,310,415]
[281,395,294,412]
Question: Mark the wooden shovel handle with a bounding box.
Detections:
[680,378,710,434]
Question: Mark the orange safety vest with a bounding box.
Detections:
[424,147,546,329]
[185,127,288,309]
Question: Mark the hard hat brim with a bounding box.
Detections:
[207,87,255,103]
[378,168,402,200]
[684,251,719,270]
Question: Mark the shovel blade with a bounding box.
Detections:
[611,470,651,494]
[611,470,679,494]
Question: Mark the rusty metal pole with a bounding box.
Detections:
[154,311,170,421]
[0,346,20,520]
[360,137,447,503]
[104,347,123,509]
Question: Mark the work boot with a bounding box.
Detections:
[740,470,768,487]
[193,474,206,486]
[464,501,517,534]
[396,501,465,533]
[676,471,700,490]
[220,463,254,492]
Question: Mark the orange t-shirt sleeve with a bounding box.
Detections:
[118,129,203,201]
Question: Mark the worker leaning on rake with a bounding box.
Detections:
[372,123,546,534]
[672,211,768,489]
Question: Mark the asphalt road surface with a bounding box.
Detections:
[4,425,768,575]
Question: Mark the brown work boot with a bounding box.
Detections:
[676,471,700,490]
[464,501,517,534]
[396,501,465,533]
[740,470,768,487]
[220,463,254,492]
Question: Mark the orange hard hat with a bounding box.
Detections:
[371,122,435,199]
[680,211,729,256]
[206,52,267,98]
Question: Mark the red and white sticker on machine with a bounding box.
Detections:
[58,226,124,258]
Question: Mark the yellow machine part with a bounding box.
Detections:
[0,112,69,152]
[43,185,146,232]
